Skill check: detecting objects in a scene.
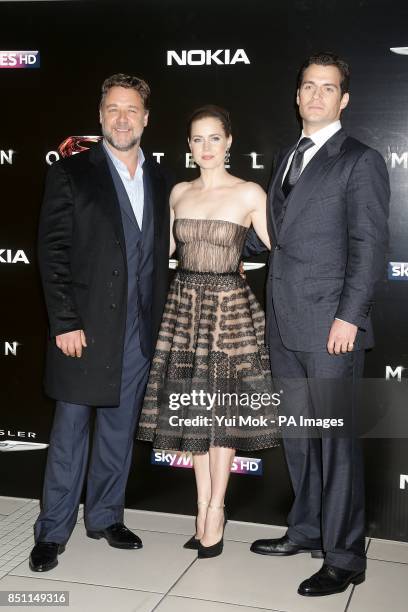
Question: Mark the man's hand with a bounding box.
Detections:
[327,320,358,355]
[56,330,87,358]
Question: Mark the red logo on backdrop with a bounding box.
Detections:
[58,136,101,158]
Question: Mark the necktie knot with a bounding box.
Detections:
[296,137,314,154]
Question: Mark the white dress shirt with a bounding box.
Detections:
[103,140,145,229]
[282,120,342,183]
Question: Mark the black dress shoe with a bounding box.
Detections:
[197,505,227,559]
[29,542,66,572]
[86,522,142,549]
[250,534,324,558]
[298,564,365,597]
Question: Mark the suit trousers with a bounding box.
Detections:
[34,317,150,544]
[268,309,366,572]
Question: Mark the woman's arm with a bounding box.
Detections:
[169,182,190,256]
[247,183,271,249]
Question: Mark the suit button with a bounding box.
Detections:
[275,244,281,250]
[115,240,120,246]
[110,303,116,310]
[112,270,119,276]
[136,275,140,281]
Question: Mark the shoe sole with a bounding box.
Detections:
[251,548,324,559]
[86,532,142,549]
[298,572,366,596]
[29,544,65,572]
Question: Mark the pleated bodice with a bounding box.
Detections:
[174,218,248,273]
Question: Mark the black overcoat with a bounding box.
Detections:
[38,144,170,405]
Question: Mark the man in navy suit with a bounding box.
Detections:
[30,74,170,571]
[249,53,390,596]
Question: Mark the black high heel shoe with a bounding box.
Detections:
[183,501,208,550]
[197,504,227,559]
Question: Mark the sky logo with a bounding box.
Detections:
[388,262,408,280]
[0,51,40,69]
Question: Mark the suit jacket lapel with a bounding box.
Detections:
[90,144,127,259]
[267,146,295,240]
[278,129,347,239]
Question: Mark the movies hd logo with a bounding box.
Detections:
[388,262,408,280]
[152,450,262,475]
[167,49,250,66]
[0,51,40,69]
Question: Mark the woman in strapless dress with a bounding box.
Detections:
[137,105,279,558]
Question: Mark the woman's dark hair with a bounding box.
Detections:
[187,105,231,138]
[297,52,350,96]
[100,73,151,110]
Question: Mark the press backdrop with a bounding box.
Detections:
[0,0,407,541]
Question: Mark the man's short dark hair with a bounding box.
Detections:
[298,52,350,96]
[100,73,151,109]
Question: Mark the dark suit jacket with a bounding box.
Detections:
[254,129,389,352]
[38,143,171,405]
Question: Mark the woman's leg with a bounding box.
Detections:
[200,446,235,546]
[192,452,211,538]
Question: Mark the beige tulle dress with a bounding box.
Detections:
[136,218,280,452]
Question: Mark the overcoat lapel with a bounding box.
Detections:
[90,144,127,260]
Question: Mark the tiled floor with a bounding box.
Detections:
[1,496,407,611]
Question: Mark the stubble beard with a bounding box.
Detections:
[102,126,140,152]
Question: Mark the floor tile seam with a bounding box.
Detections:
[366,557,408,566]
[0,532,32,542]
[0,549,31,563]
[1,501,38,520]
[156,594,287,611]
[151,557,200,611]
[0,507,33,521]
[78,525,265,545]
[4,506,39,522]
[70,522,260,544]
[6,572,166,593]
[0,535,33,548]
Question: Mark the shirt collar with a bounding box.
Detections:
[300,120,342,149]
[102,139,145,174]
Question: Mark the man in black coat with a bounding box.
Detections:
[248,53,390,596]
[30,74,170,572]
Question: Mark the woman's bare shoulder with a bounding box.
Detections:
[170,181,195,205]
[239,180,266,196]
